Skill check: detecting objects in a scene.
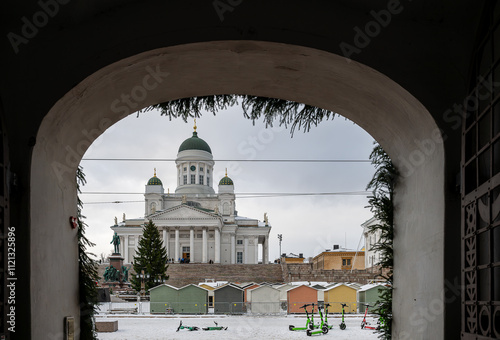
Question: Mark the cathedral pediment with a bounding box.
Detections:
[149,204,219,221]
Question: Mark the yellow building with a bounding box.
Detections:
[283,257,305,264]
[323,283,359,313]
[312,246,365,270]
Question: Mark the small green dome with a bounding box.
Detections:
[147,169,163,185]
[147,176,163,186]
[219,175,234,186]
[178,131,212,154]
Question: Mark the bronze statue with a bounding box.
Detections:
[122,266,129,282]
[110,232,120,254]
[103,266,110,281]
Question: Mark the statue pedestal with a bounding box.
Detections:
[103,253,129,289]
[109,253,124,272]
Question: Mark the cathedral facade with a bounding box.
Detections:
[111,125,271,265]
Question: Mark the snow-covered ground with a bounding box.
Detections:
[96,315,381,340]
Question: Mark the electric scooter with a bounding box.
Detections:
[176,320,199,331]
[289,304,317,331]
[306,305,329,336]
[361,303,379,330]
[202,321,228,331]
[339,303,347,330]
[323,303,333,330]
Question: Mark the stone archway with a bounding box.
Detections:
[31,41,444,338]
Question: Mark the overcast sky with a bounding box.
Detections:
[80,104,376,262]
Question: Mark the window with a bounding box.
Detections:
[183,175,187,184]
[183,167,187,172]
[237,252,243,264]
[200,167,204,172]
[207,177,210,186]
[237,240,243,245]
[207,169,210,174]
[199,175,204,185]
[191,174,195,184]
[208,296,214,307]
[342,258,352,266]
[182,246,190,252]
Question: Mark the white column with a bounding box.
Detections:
[215,228,220,263]
[124,235,129,263]
[202,227,208,263]
[135,235,139,252]
[231,233,236,264]
[119,236,124,255]
[254,237,259,264]
[264,235,269,264]
[244,236,249,264]
[190,227,195,262]
[175,227,180,263]
[165,228,170,259]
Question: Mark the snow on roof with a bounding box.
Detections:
[178,283,210,291]
[323,282,360,291]
[148,283,179,292]
[213,283,244,291]
[197,281,228,288]
[285,284,318,292]
[358,283,388,292]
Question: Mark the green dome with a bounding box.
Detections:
[219,175,234,186]
[147,176,163,186]
[178,131,212,154]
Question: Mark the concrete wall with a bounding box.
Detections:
[0,1,483,337]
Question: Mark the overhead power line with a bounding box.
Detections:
[81,158,371,163]
[81,191,371,196]
[81,191,372,205]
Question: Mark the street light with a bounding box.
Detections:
[154,276,167,284]
[136,269,150,297]
[277,234,283,261]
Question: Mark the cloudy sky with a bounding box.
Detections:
[80,104,376,262]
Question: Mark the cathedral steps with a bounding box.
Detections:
[164,263,285,287]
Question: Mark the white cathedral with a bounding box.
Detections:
[111,123,271,265]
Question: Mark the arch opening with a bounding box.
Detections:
[31,41,444,338]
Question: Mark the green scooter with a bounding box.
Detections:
[306,305,329,336]
[323,303,333,330]
[339,303,347,330]
[289,304,317,331]
[202,321,228,331]
[176,320,199,331]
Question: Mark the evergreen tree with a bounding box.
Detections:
[131,220,169,292]
[365,143,397,340]
[76,166,99,340]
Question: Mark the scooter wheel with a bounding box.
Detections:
[289,325,294,331]
[340,323,346,330]
[361,322,365,329]
[306,329,312,336]
[322,325,329,334]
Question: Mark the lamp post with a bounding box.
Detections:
[136,269,150,297]
[277,234,283,261]
[154,276,167,285]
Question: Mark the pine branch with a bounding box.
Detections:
[139,95,337,136]
[77,166,99,340]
